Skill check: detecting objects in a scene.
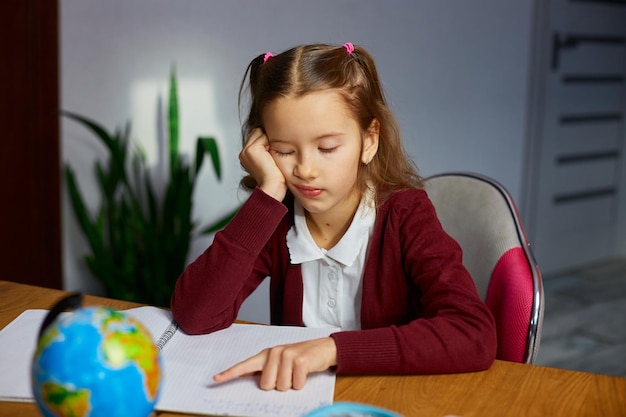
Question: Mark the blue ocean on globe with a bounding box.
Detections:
[31,306,162,417]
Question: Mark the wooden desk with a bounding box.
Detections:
[1,280,625,417]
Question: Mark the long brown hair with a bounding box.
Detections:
[238,43,423,203]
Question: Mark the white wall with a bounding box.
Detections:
[60,0,535,322]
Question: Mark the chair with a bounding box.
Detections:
[425,172,544,364]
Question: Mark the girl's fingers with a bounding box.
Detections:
[213,352,265,383]
[291,358,309,390]
[272,348,295,391]
[243,128,267,149]
[259,347,282,391]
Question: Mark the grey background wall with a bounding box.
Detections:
[60,0,535,322]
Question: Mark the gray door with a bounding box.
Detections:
[524,0,626,274]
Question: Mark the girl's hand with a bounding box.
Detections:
[239,128,287,201]
[213,337,338,391]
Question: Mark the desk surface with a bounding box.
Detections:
[1,280,625,417]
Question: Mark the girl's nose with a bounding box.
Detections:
[294,155,318,179]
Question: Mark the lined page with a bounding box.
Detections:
[0,309,47,401]
[158,323,337,417]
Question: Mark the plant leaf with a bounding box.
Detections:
[196,136,221,180]
[168,65,179,174]
[64,166,96,242]
[62,111,116,152]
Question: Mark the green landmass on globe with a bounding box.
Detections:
[40,382,91,416]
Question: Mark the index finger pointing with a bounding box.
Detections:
[213,354,265,383]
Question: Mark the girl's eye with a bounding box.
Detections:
[319,147,338,154]
[271,149,294,157]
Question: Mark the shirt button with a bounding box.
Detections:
[328,272,337,281]
[327,299,336,308]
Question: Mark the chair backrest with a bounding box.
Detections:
[425,172,544,364]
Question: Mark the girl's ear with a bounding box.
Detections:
[362,118,380,165]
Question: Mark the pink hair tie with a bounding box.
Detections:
[343,42,355,55]
[263,52,273,63]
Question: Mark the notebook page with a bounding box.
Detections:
[157,323,337,417]
[0,309,47,401]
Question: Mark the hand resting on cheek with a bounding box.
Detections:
[239,127,288,202]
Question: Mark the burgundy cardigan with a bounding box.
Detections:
[171,187,497,375]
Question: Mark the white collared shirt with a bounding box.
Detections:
[286,192,376,330]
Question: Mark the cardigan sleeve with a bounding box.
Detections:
[170,188,288,335]
[330,190,497,374]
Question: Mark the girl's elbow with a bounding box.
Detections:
[174,314,231,335]
[176,319,207,336]
[474,342,497,371]
[472,320,498,371]
[171,303,235,335]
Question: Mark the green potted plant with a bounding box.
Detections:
[64,68,238,306]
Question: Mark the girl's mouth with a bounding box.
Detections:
[295,185,323,198]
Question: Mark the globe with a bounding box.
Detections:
[31,305,162,417]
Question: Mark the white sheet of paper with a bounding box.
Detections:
[0,309,46,402]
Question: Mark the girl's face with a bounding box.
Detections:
[262,90,378,223]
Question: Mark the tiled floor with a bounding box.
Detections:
[535,257,626,378]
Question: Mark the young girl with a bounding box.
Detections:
[171,43,497,391]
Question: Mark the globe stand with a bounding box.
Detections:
[37,292,83,339]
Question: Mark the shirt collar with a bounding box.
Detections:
[286,190,376,267]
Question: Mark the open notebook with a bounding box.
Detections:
[0,307,337,417]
